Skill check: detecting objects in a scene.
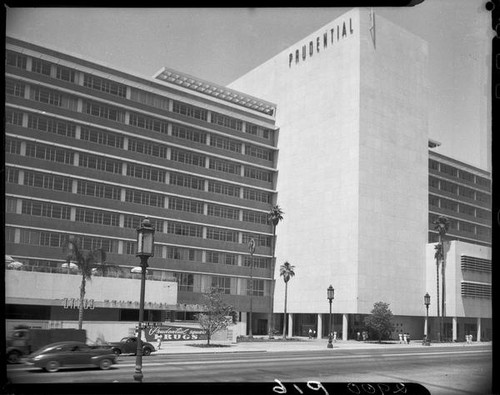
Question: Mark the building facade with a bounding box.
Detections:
[230,8,491,340]
[5,36,279,339]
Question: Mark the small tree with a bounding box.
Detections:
[196,287,237,345]
[267,205,284,338]
[364,301,395,342]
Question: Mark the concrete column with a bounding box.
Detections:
[452,317,458,342]
[287,313,293,338]
[317,314,323,339]
[342,314,348,341]
[477,318,481,342]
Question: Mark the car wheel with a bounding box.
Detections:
[99,358,112,370]
[45,360,61,373]
[143,347,152,356]
[7,351,21,364]
[112,348,121,356]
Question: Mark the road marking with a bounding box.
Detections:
[116,349,491,367]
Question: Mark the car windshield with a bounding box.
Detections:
[121,337,132,342]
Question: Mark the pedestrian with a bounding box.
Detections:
[313,330,316,338]
[357,331,361,341]
[398,332,403,344]
[403,333,407,344]
[333,331,337,342]
[407,333,410,344]
[156,334,162,350]
[308,329,313,339]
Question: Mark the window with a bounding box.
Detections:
[429,195,439,208]
[175,273,194,292]
[171,149,206,167]
[129,113,168,134]
[244,256,270,269]
[458,186,475,200]
[212,276,231,294]
[27,114,76,138]
[210,135,242,153]
[5,138,21,155]
[125,241,136,255]
[208,181,240,198]
[172,101,207,121]
[247,279,264,296]
[440,163,458,178]
[169,197,204,214]
[79,153,122,174]
[77,180,121,200]
[5,109,24,126]
[475,176,490,190]
[429,176,439,190]
[243,188,272,204]
[84,101,125,122]
[25,171,72,192]
[25,143,74,164]
[459,204,475,217]
[5,197,17,213]
[476,208,489,220]
[440,199,457,212]
[243,210,268,224]
[206,228,238,243]
[476,191,490,205]
[459,170,474,183]
[171,124,206,143]
[75,208,119,226]
[129,89,169,110]
[207,204,239,220]
[30,86,62,106]
[81,127,124,148]
[32,58,52,76]
[242,233,271,247]
[211,112,242,131]
[169,172,205,190]
[244,166,273,183]
[124,189,164,207]
[440,180,458,195]
[459,221,475,234]
[127,164,166,183]
[6,79,25,97]
[56,65,76,83]
[209,158,241,175]
[245,144,274,161]
[22,200,71,220]
[6,167,19,184]
[79,236,117,253]
[246,123,274,140]
[128,138,168,158]
[83,74,127,97]
[429,159,439,171]
[6,50,27,69]
[167,222,203,238]
[206,251,236,265]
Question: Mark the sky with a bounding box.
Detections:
[5,2,492,170]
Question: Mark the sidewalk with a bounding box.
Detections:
[153,337,491,355]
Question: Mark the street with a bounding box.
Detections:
[6,345,492,395]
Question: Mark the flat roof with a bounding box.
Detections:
[154,67,276,117]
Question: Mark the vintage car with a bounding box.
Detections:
[26,341,117,372]
[107,337,156,356]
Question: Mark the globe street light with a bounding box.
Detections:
[248,237,256,337]
[424,292,431,346]
[327,285,334,349]
[133,218,155,383]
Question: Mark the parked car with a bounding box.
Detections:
[26,341,117,373]
[107,337,156,356]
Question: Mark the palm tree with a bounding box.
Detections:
[63,237,120,330]
[279,261,295,339]
[267,205,284,338]
[433,215,449,339]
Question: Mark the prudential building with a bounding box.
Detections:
[230,8,491,341]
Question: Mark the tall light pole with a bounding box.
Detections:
[133,218,155,383]
[327,285,334,349]
[248,237,256,337]
[424,292,430,345]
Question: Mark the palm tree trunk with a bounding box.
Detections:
[441,239,446,339]
[268,226,277,338]
[436,256,440,341]
[282,282,288,339]
[78,274,86,330]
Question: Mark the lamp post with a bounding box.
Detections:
[424,292,431,345]
[327,285,334,349]
[133,218,155,383]
[248,237,256,337]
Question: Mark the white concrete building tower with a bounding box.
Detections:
[230,8,430,338]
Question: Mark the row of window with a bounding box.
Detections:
[6,51,275,141]
[461,281,491,299]
[429,159,490,191]
[461,256,491,273]
[428,214,491,240]
[173,272,265,295]
[429,176,490,205]
[429,195,490,220]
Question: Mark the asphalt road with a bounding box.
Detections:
[6,345,492,395]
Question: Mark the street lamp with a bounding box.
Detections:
[248,237,256,337]
[424,292,431,345]
[133,218,155,383]
[327,285,334,349]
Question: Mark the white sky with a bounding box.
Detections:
[6,2,492,170]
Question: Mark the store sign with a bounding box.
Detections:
[288,17,354,68]
[63,298,95,310]
[144,325,207,342]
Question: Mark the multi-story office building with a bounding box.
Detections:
[230,8,491,340]
[5,36,279,339]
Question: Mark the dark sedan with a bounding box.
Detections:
[26,341,117,372]
[107,337,156,356]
